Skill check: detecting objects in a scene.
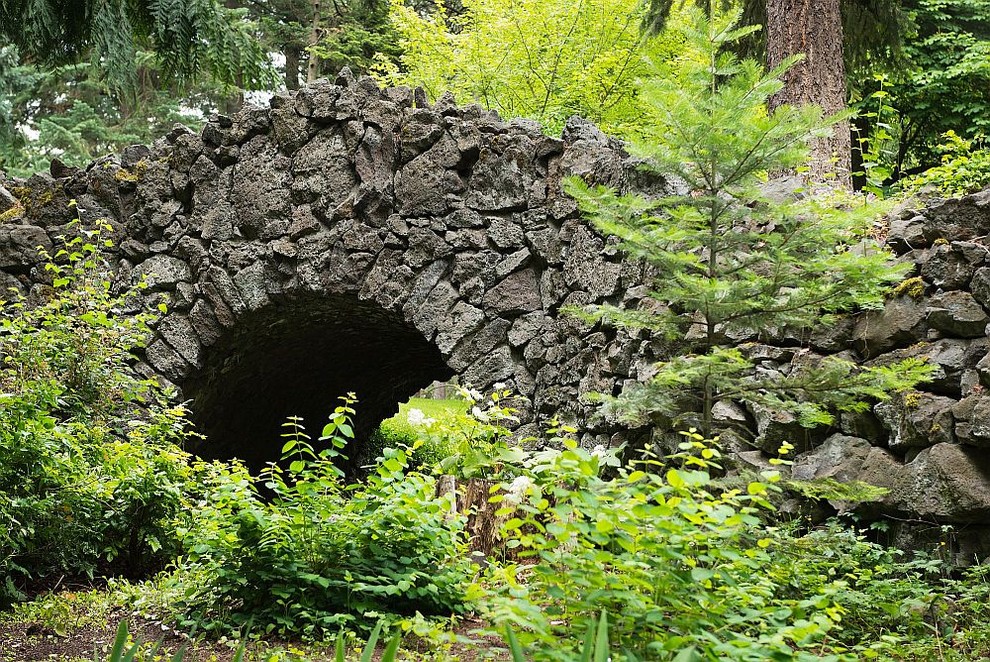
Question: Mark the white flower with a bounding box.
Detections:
[471,406,490,422]
[591,444,607,458]
[468,388,484,402]
[406,408,426,426]
[503,475,534,507]
[493,382,507,391]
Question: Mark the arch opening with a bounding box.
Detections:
[183,293,454,473]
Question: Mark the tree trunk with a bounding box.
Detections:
[766,0,851,188]
[306,0,322,84]
[285,46,301,90]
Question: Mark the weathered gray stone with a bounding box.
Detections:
[921,241,984,289]
[0,185,17,213]
[792,434,872,482]
[859,443,990,521]
[563,225,621,301]
[435,301,485,354]
[840,409,887,444]
[875,391,957,452]
[971,266,990,311]
[961,394,990,447]
[399,108,444,162]
[853,296,927,358]
[748,402,826,454]
[922,189,990,244]
[483,269,542,315]
[133,254,192,291]
[927,290,989,337]
[0,225,50,272]
[886,215,929,253]
[466,138,535,212]
[156,314,202,367]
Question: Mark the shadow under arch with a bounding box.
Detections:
[183,291,454,473]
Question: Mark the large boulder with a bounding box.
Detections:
[875,391,956,453]
[927,290,989,338]
[791,434,872,482]
[853,296,927,358]
[858,443,990,521]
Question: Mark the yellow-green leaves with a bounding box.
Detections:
[383,0,690,137]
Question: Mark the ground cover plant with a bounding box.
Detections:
[0,222,195,606]
[168,396,477,639]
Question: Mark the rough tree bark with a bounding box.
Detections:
[766,0,852,188]
[285,45,301,90]
[306,0,322,84]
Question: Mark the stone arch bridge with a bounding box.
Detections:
[0,74,671,469]
[10,75,990,558]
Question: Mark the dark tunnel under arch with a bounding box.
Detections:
[182,292,454,473]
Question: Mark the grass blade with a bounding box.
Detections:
[503,624,526,662]
[360,621,384,662]
[381,630,403,662]
[593,610,609,662]
[579,618,595,662]
[108,621,129,661]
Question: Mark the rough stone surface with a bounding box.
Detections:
[853,296,927,358]
[791,434,872,482]
[927,290,990,337]
[875,391,957,452]
[859,443,990,522]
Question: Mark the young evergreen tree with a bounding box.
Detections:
[566,8,932,438]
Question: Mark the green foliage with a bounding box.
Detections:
[0,43,232,177]
[506,610,622,662]
[370,387,525,479]
[483,428,848,660]
[0,223,194,605]
[368,397,471,469]
[854,0,990,180]
[784,478,890,504]
[309,0,403,76]
[0,0,274,91]
[104,619,194,662]
[428,385,523,479]
[902,130,990,197]
[171,397,476,638]
[382,0,689,136]
[565,8,933,435]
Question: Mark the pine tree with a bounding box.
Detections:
[645,0,906,188]
[565,8,932,438]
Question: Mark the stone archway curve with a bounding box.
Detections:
[119,74,671,466]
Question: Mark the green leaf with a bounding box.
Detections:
[593,610,609,662]
[504,624,526,662]
[360,621,384,662]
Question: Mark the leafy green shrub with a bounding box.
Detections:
[368,387,523,479]
[172,396,477,638]
[902,131,990,197]
[482,427,849,661]
[0,224,194,604]
[366,397,470,470]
